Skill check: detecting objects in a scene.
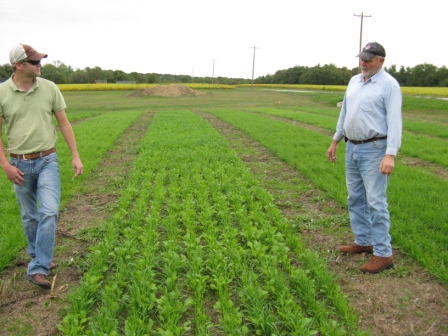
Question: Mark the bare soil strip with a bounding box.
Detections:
[0,112,154,336]
[200,112,448,336]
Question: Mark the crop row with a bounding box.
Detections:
[208,109,448,285]
[60,111,365,335]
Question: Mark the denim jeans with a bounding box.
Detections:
[10,153,61,275]
[345,139,392,257]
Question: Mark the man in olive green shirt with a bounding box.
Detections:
[0,44,83,289]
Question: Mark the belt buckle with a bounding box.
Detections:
[21,154,29,161]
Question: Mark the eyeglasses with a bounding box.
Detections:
[21,60,41,66]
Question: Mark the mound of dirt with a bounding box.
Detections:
[128,84,205,97]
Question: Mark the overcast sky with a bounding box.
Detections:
[1,0,446,79]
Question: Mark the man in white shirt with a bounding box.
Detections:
[327,42,402,273]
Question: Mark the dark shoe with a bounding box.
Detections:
[25,273,51,289]
[360,255,394,274]
[339,243,373,254]
[50,262,57,270]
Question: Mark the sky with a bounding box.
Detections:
[1,0,447,80]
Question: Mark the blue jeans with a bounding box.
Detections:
[10,153,61,275]
[345,139,392,257]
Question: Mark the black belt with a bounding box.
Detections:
[346,136,387,145]
[9,148,56,160]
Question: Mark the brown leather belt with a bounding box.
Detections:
[348,137,387,145]
[9,148,56,160]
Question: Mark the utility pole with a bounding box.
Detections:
[212,59,216,84]
[250,46,259,88]
[354,12,371,71]
[192,67,194,83]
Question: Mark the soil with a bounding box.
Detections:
[127,84,206,97]
[1,97,447,335]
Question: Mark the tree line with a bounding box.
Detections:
[255,63,448,87]
[1,61,447,87]
[0,61,251,85]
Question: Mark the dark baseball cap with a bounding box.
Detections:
[356,42,386,60]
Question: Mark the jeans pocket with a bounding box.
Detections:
[372,140,387,149]
[9,158,18,167]
[43,152,58,163]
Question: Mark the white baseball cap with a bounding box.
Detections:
[9,43,48,64]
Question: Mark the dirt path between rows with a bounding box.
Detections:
[1,109,447,335]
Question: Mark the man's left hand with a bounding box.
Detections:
[380,155,395,175]
[72,158,84,177]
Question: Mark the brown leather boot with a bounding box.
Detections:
[25,273,51,289]
[360,255,394,274]
[339,243,373,254]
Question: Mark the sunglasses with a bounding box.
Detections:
[21,60,41,66]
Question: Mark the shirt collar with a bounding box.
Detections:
[9,75,40,92]
[370,68,384,83]
[358,68,384,84]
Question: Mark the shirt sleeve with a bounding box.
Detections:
[384,82,402,156]
[333,78,354,143]
[51,82,67,113]
[333,98,346,142]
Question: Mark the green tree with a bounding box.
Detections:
[41,61,73,84]
[299,64,350,85]
[407,63,438,87]
[436,66,448,87]
[145,73,159,83]
[41,64,65,83]
[0,64,13,80]
[69,69,89,83]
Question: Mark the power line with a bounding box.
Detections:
[354,12,371,71]
[354,12,371,54]
[249,46,259,88]
[212,59,217,84]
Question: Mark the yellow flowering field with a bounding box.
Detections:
[57,83,448,96]
[400,86,448,97]
[57,83,236,91]
[238,84,448,97]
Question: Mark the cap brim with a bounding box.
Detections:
[356,51,376,61]
[26,52,48,61]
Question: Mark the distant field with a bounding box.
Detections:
[56,83,448,97]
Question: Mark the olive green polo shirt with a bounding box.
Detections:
[0,76,66,154]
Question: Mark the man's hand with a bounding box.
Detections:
[3,164,25,185]
[380,155,395,175]
[327,140,339,163]
[72,158,84,177]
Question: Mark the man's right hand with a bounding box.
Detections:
[3,164,25,185]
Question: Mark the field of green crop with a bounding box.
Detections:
[1,87,447,335]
